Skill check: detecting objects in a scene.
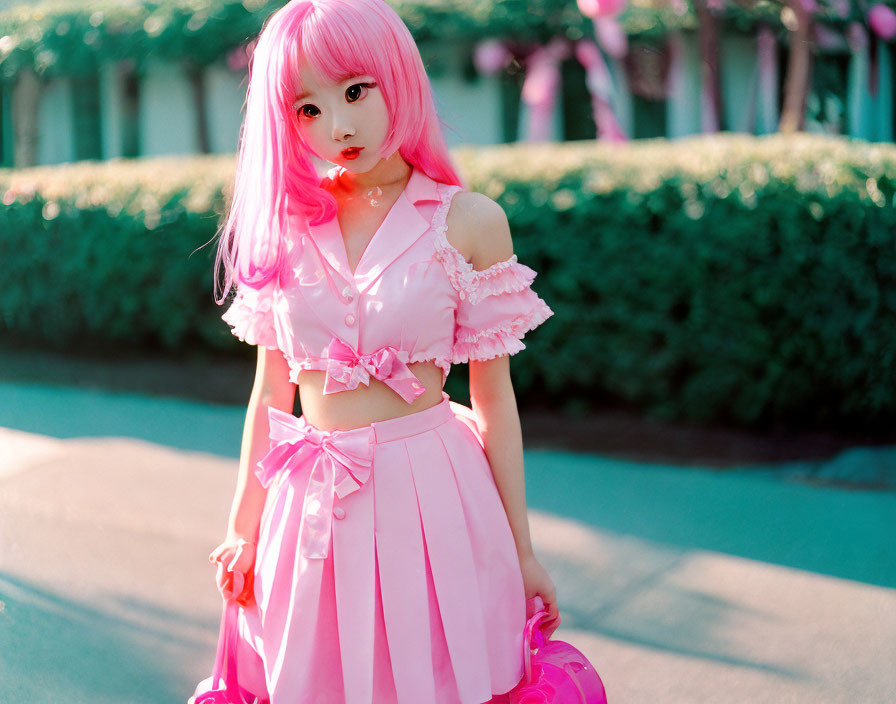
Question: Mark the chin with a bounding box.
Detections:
[337,159,375,174]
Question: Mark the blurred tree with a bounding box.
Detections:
[694,0,724,132]
[779,0,815,131]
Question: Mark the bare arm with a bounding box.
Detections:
[448,190,534,558]
[469,356,533,560]
[226,345,297,543]
[450,191,559,626]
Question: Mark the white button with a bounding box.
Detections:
[342,285,354,301]
[411,381,421,389]
[333,506,346,520]
[345,313,356,326]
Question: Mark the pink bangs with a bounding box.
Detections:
[214,0,465,304]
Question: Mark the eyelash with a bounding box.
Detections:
[296,82,376,119]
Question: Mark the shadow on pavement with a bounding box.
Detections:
[0,571,207,704]
[524,449,896,590]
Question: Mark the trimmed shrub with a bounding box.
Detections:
[2,133,895,429]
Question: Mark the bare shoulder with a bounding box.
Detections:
[444,190,514,271]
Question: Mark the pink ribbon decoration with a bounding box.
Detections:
[575,39,627,141]
[577,0,625,19]
[521,38,571,142]
[322,337,426,404]
[869,4,896,41]
[255,407,375,559]
[474,38,513,75]
[594,15,628,59]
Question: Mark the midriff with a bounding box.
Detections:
[295,360,447,432]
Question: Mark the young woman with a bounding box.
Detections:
[194,1,557,702]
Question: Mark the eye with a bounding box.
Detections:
[296,103,320,119]
[346,82,376,103]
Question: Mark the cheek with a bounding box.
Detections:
[298,121,326,150]
[369,98,391,138]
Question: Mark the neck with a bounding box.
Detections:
[336,151,412,193]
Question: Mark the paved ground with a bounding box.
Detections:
[1,382,895,704]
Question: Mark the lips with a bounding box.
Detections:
[341,147,363,160]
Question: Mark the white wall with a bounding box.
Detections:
[100,61,124,160]
[666,30,702,138]
[139,58,197,156]
[205,59,247,154]
[609,57,634,140]
[22,40,510,165]
[36,77,73,165]
[429,48,504,146]
[721,33,758,133]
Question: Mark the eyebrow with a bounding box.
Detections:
[294,73,366,103]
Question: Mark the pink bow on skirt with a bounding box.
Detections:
[255,407,375,559]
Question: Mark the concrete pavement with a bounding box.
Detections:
[1,382,894,703]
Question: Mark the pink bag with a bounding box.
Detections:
[506,602,608,704]
[189,571,267,704]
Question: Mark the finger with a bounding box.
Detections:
[230,548,254,573]
[231,570,245,597]
[215,563,233,594]
[216,569,232,591]
[227,543,248,572]
[546,605,561,636]
[210,546,230,564]
[237,571,255,607]
[538,595,558,624]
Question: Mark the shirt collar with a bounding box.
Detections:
[403,163,442,205]
[303,163,444,295]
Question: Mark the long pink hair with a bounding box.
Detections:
[214,0,465,303]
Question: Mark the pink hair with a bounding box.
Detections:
[214,0,466,303]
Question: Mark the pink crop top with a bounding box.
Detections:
[221,164,554,403]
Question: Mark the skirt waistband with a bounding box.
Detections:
[370,393,455,444]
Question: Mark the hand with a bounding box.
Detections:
[209,537,257,607]
[519,552,561,638]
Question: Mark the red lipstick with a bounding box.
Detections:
[341,147,363,160]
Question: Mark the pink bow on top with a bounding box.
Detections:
[323,337,427,404]
[255,407,375,560]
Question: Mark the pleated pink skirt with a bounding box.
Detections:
[195,394,527,704]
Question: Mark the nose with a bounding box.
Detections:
[331,114,356,142]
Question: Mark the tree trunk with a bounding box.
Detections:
[779,0,814,133]
[186,62,210,154]
[13,67,40,168]
[694,0,724,132]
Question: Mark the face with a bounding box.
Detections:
[293,61,390,172]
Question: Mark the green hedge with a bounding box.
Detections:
[0,155,228,346]
[2,133,895,429]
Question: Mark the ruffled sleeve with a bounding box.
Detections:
[434,231,554,363]
[221,276,281,350]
